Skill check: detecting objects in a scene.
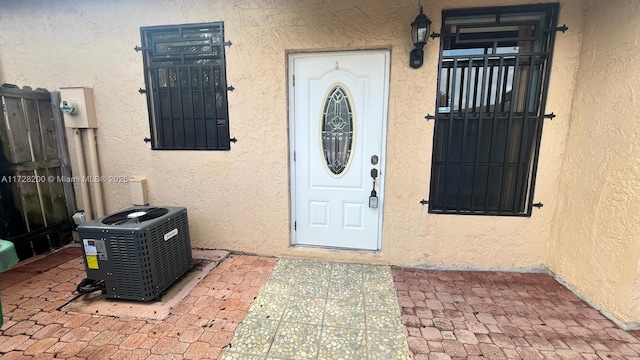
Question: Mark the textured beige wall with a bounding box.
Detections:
[548,0,640,325]
[0,0,583,268]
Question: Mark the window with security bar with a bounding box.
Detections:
[428,4,560,216]
[139,22,231,150]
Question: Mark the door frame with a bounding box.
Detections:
[287,49,391,250]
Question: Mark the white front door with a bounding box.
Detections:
[289,50,390,250]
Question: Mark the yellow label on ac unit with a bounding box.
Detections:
[86,255,99,269]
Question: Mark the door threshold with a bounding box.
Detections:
[291,243,380,252]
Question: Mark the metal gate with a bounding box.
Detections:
[0,84,75,260]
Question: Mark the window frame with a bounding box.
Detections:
[139,22,232,151]
[427,4,560,216]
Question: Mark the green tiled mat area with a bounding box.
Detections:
[221,259,410,360]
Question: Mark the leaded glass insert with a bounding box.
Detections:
[322,86,354,175]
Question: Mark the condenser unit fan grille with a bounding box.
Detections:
[102,207,169,225]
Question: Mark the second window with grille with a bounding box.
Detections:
[428,4,560,216]
[139,22,231,150]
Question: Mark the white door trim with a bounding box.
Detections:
[287,49,391,250]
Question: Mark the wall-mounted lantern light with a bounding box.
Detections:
[410,6,432,69]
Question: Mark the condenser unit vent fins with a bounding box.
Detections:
[77,206,193,301]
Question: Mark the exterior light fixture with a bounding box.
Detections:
[410,6,432,69]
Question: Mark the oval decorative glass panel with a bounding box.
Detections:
[322,85,354,175]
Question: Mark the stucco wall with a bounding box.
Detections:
[548,0,640,326]
[0,0,583,267]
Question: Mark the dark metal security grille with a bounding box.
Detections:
[428,4,559,216]
[140,23,231,150]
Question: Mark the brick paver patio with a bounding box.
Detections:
[2,246,640,359]
[0,249,275,359]
[392,267,640,360]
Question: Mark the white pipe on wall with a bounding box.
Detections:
[86,128,105,218]
[73,129,93,221]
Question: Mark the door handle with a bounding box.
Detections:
[369,168,379,208]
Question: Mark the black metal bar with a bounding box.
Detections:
[482,56,505,212]
[226,86,235,92]
[427,209,531,217]
[148,52,224,60]
[432,161,530,168]
[420,199,429,205]
[420,113,541,121]
[513,55,538,212]
[516,53,542,214]
[520,57,548,210]
[187,66,197,147]
[526,60,552,214]
[425,114,436,120]
[430,32,441,39]
[469,53,490,211]
[442,52,550,61]
[150,68,165,149]
[544,112,556,119]
[443,3,559,19]
[498,55,521,213]
[199,66,208,147]
[217,22,232,150]
[428,11,447,212]
[202,66,211,146]
[472,63,480,112]
[146,56,225,66]
[230,137,237,143]
[166,67,176,148]
[176,67,187,147]
[455,59,475,211]
[433,160,530,167]
[224,40,233,47]
[139,29,157,149]
[442,58,459,211]
[143,137,152,143]
[523,7,558,215]
[178,26,185,66]
[150,46,212,57]
[134,46,151,52]
[211,67,222,148]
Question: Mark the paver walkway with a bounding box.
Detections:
[392,267,640,360]
[0,251,275,359]
[221,259,410,359]
[3,246,640,360]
